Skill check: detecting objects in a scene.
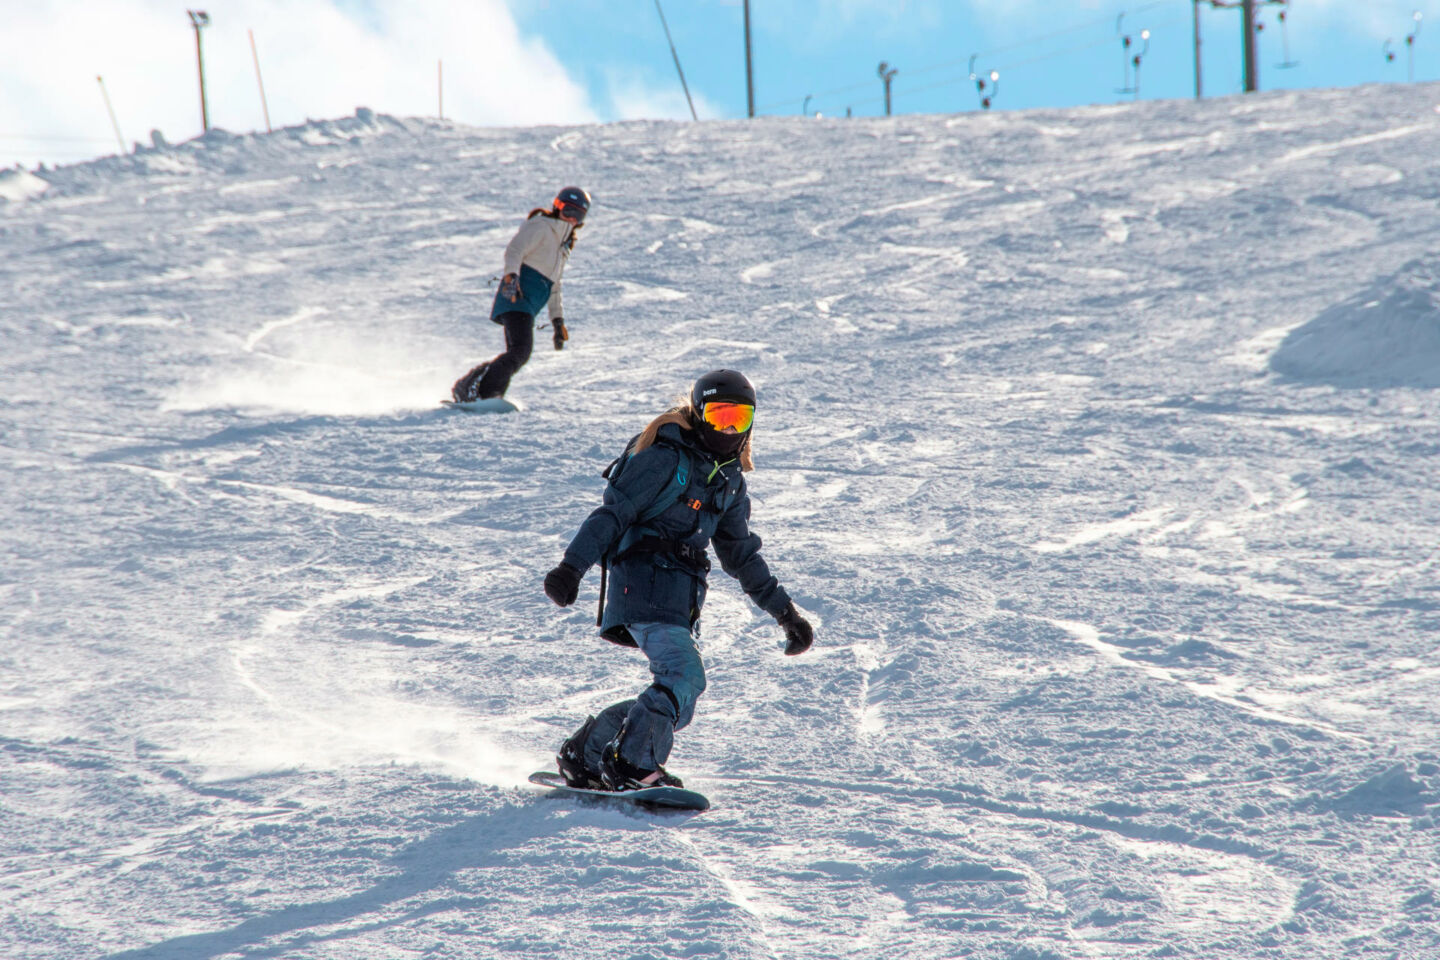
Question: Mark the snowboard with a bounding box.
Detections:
[441,397,521,414]
[527,770,710,812]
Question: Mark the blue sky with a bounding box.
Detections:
[521,0,1437,120]
[2,1,1435,171]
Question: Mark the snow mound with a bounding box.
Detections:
[45,108,407,191]
[1270,259,1440,388]
[0,167,49,202]
[1325,763,1431,816]
[286,106,404,146]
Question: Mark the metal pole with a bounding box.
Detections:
[97,76,125,153]
[1242,0,1258,92]
[743,0,755,118]
[438,59,443,119]
[188,11,210,131]
[249,29,272,133]
[654,0,698,121]
[1193,0,1204,98]
[878,62,897,116]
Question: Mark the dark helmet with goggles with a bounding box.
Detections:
[690,369,755,456]
[553,186,591,223]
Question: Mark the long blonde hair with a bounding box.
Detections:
[633,404,753,472]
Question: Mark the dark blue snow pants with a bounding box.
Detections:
[578,622,706,772]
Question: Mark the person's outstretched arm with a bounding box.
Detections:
[560,444,682,576]
[712,493,812,654]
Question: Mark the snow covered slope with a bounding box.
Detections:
[4,85,1440,960]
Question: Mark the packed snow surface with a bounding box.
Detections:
[1271,257,1440,388]
[4,86,1440,960]
[0,167,50,203]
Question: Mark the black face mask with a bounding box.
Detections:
[697,423,748,459]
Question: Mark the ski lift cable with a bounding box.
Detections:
[754,0,1173,113]
[785,31,1131,113]
[804,11,1185,112]
[905,0,1172,79]
[755,78,875,112]
[888,33,1123,103]
[995,14,1180,75]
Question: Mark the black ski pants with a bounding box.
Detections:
[476,310,534,398]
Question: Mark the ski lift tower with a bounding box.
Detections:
[877,62,898,116]
[1198,0,1290,95]
[743,0,755,117]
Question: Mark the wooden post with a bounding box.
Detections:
[250,29,272,133]
[97,76,125,152]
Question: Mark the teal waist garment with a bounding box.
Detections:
[490,264,553,321]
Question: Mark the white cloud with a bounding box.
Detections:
[1290,0,1434,42]
[601,65,723,122]
[0,0,600,169]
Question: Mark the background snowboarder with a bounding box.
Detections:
[451,186,590,402]
[542,369,814,790]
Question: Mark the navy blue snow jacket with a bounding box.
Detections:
[560,419,792,640]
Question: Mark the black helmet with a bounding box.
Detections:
[690,368,756,411]
[553,186,591,223]
[690,369,755,457]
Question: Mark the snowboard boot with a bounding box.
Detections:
[556,716,605,789]
[600,725,683,791]
[451,362,490,402]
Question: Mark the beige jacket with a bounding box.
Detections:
[502,214,575,320]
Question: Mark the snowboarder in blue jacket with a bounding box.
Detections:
[543,369,814,791]
[451,186,590,402]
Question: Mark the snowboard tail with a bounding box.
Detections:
[441,397,520,414]
[528,770,709,812]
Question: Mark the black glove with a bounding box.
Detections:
[499,272,521,302]
[552,317,569,351]
[544,562,582,607]
[777,604,814,656]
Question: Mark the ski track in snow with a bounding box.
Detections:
[4,89,1440,959]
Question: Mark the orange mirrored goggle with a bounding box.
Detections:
[553,198,587,223]
[701,401,754,433]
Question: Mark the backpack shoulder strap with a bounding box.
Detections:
[604,437,695,557]
[601,433,642,483]
[634,440,691,526]
[596,435,694,627]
